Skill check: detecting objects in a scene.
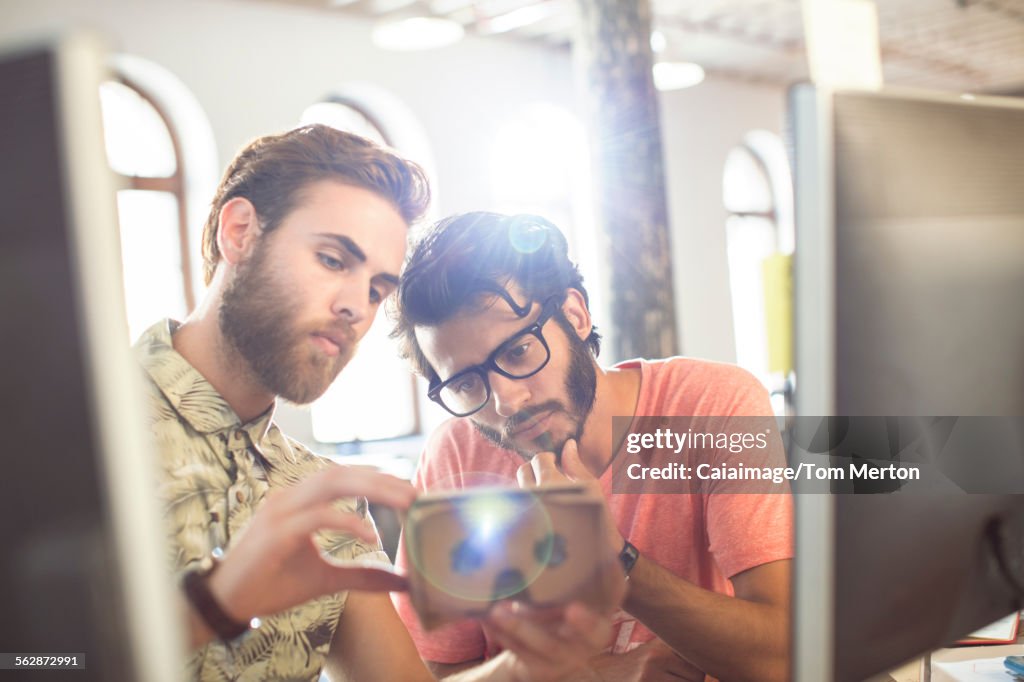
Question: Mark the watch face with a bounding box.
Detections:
[619,541,639,575]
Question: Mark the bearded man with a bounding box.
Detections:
[136,127,615,681]
[390,212,794,682]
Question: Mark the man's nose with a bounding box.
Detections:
[330,279,370,326]
[489,372,530,418]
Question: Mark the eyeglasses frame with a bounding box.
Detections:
[427,294,565,417]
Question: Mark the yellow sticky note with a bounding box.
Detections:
[762,254,793,375]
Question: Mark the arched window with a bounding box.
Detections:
[488,102,606,351]
[302,100,387,146]
[100,78,193,341]
[301,95,436,444]
[722,130,793,410]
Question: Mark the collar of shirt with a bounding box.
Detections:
[135,319,295,464]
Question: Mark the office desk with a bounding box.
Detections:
[871,613,1024,682]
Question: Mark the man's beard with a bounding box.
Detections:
[219,239,356,405]
[472,321,597,460]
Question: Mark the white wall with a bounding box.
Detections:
[0,0,786,364]
[659,77,786,363]
[0,0,576,214]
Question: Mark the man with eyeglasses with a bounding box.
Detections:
[390,212,794,681]
[138,128,616,681]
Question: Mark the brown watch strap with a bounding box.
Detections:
[182,560,250,642]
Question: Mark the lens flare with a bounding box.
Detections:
[508,217,548,254]
[406,483,557,603]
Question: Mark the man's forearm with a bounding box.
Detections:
[624,557,789,682]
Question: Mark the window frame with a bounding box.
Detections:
[107,75,196,313]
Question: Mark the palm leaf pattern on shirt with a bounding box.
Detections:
[135,320,389,681]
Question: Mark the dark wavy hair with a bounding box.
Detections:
[391,212,601,382]
[201,124,431,285]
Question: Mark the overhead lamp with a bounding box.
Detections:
[652,61,705,91]
[372,16,465,50]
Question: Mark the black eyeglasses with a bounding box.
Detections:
[428,295,563,417]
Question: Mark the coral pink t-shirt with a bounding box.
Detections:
[394,357,794,663]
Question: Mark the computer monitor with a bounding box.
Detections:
[0,33,182,680]
[789,84,1024,681]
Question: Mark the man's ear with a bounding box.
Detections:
[561,289,593,341]
[216,197,261,267]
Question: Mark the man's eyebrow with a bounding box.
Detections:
[319,233,400,284]
[318,233,366,262]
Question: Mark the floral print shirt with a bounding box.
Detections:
[135,320,388,681]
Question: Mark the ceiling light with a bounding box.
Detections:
[372,17,465,50]
[652,62,705,91]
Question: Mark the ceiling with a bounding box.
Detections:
[258,0,1024,93]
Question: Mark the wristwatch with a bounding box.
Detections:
[618,539,640,578]
[182,559,253,642]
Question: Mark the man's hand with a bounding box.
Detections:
[481,601,614,682]
[589,639,706,682]
[490,439,631,681]
[516,439,624,556]
[196,465,415,643]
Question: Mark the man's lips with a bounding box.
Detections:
[512,409,555,440]
[311,329,353,357]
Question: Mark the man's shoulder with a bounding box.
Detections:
[629,356,770,417]
[279,429,314,456]
[417,418,520,489]
[647,356,762,386]
[422,417,492,463]
[275,430,336,473]
[424,416,477,445]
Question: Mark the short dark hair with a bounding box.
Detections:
[201,124,431,285]
[391,212,601,381]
